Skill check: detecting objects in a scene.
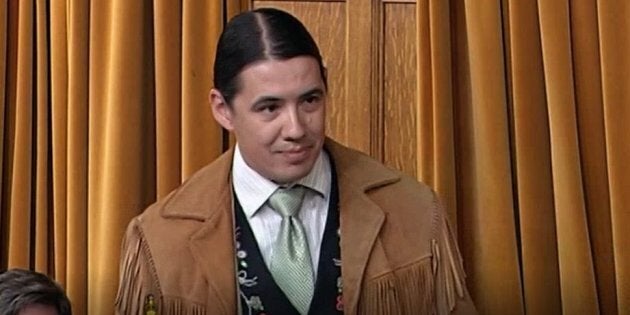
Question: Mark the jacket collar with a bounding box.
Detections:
[158,137,401,314]
[156,147,238,314]
[326,139,400,313]
[325,138,400,191]
[159,138,400,220]
[159,146,235,220]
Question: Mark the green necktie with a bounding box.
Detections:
[268,186,314,315]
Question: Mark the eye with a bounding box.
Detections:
[305,95,320,104]
[257,103,279,113]
[301,94,323,111]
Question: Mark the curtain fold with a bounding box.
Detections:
[34,0,50,275]
[154,0,182,198]
[66,0,89,313]
[87,0,158,313]
[1,1,231,314]
[598,3,630,313]
[181,1,223,180]
[571,1,616,314]
[2,1,629,314]
[538,1,600,313]
[0,4,6,238]
[505,1,561,314]
[418,0,630,314]
[416,0,458,230]
[7,0,33,270]
[460,1,524,313]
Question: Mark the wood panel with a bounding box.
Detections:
[251,0,418,167]
[252,1,350,148]
[345,0,377,155]
[382,3,417,177]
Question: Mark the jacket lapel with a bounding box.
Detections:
[338,186,385,315]
[162,149,238,315]
[188,186,237,315]
[326,139,401,314]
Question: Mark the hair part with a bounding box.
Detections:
[213,8,328,105]
[0,269,72,315]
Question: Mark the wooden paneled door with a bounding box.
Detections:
[250,0,419,179]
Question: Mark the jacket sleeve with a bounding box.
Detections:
[115,217,162,315]
[432,195,478,315]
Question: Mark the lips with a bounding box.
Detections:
[285,147,307,154]
[280,146,311,163]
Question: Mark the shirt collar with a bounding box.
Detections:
[231,144,331,218]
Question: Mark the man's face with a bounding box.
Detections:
[211,56,326,184]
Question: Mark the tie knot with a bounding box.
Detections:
[269,186,306,217]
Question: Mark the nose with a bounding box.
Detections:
[283,105,306,140]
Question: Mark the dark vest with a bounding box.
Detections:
[234,167,343,315]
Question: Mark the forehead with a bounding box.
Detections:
[236,56,324,99]
[18,304,59,315]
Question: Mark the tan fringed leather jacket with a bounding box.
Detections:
[115,139,478,315]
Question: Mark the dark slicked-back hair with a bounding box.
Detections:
[213,8,327,105]
[0,269,72,315]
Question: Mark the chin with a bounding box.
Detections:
[276,172,309,184]
[274,165,313,184]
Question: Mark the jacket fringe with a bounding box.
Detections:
[432,198,467,315]
[160,297,207,315]
[357,198,468,315]
[116,221,210,315]
[115,221,161,315]
[358,259,435,314]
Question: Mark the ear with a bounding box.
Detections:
[209,88,234,131]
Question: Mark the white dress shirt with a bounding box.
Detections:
[232,145,331,277]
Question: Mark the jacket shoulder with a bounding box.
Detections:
[117,151,234,311]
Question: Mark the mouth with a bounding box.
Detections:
[279,146,313,163]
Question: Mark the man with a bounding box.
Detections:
[0,269,73,315]
[116,8,477,315]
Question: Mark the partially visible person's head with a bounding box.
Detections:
[0,269,72,315]
[210,8,328,184]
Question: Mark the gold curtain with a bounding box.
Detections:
[417,0,629,314]
[2,0,629,315]
[0,1,244,314]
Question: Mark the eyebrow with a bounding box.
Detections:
[298,88,325,100]
[252,96,282,108]
[251,87,325,107]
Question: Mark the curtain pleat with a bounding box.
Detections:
[571,1,617,314]
[34,0,49,274]
[88,0,157,313]
[418,0,629,314]
[538,1,600,313]
[154,0,183,198]
[598,3,630,313]
[7,0,34,269]
[3,1,230,314]
[181,1,223,179]
[416,0,458,231]
[0,3,6,244]
[61,1,90,314]
[458,1,525,313]
[2,1,629,314]
[505,1,561,314]
[49,5,91,312]
[49,0,69,292]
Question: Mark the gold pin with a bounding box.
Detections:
[144,294,157,315]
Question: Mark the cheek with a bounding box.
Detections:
[310,110,326,133]
[233,116,272,141]
[243,123,281,147]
